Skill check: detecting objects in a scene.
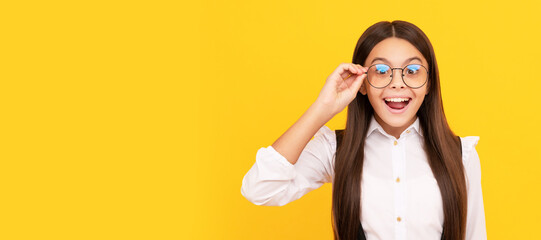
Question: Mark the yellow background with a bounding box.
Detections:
[1,0,540,239]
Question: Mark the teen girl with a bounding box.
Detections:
[241,20,487,240]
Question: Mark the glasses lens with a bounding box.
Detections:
[367,64,392,88]
[403,64,428,88]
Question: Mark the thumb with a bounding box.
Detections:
[350,73,366,93]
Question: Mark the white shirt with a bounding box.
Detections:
[241,115,487,240]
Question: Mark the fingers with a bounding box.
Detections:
[355,64,369,73]
[339,64,354,79]
[338,63,367,78]
[350,73,366,92]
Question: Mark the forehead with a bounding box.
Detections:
[365,37,427,67]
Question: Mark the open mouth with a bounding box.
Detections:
[383,97,411,113]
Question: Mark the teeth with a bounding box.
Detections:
[384,97,410,102]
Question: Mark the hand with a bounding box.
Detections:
[315,63,368,116]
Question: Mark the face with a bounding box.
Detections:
[360,37,429,135]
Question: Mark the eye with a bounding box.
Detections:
[405,64,421,74]
[375,64,390,74]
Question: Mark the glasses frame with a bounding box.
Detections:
[366,63,429,89]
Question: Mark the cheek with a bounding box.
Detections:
[366,90,384,108]
[411,91,427,110]
[413,89,428,102]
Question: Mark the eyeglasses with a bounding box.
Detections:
[366,63,429,89]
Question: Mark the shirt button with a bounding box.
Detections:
[406,130,410,133]
[396,177,400,183]
[394,140,398,145]
[397,217,402,222]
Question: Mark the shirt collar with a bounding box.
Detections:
[367,115,423,138]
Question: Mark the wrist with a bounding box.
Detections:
[309,100,335,124]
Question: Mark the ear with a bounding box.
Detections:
[360,79,367,95]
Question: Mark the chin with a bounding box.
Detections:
[380,115,413,127]
[375,103,418,128]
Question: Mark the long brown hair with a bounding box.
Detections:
[331,20,466,240]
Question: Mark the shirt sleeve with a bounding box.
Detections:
[240,125,336,206]
[461,136,488,240]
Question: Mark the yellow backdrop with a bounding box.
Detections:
[1,0,540,239]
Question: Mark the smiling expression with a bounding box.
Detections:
[359,37,430,138]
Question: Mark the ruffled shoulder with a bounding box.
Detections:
[459,136,480,164]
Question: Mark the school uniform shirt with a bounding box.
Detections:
[240,115,487,240]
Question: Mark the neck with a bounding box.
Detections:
[374,114,416,139]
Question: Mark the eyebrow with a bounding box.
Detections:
[371,56,423,66]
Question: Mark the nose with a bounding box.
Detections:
[389,69,406,89]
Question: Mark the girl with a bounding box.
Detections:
[241,20,486,240]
